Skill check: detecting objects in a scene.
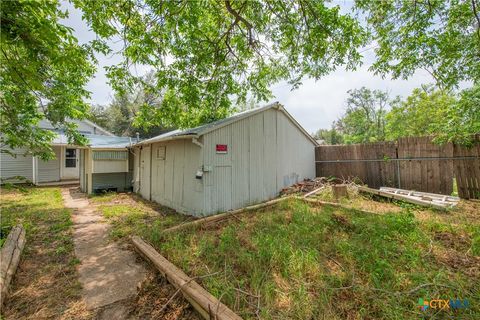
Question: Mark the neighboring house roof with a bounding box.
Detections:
[82,119,115,136]
[85,134,134,149]
[39,118,114,136]
[137,102,318,146]
[52,133,134,149]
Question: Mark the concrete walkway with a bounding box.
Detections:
[62,187,146,319]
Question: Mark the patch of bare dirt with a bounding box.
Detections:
[433,231,471,251]
[332,212,354,231]
[433,247,480,277]
[130,270,200,320]
[2,226,92,320]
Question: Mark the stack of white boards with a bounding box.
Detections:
[358,186,460,210]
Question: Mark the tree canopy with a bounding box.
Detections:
[385,85,455,141]
[319,84,480,145]
[313,127,344,145]
[1,0,479,158]
[355,0,480,89]
[87,73,170,138]
[0,0,96,159]
[73,0,367,130]
[336,87,389,144]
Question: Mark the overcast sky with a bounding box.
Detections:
[62,1,435,134]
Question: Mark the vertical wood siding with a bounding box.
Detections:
[202,109,315,215]
[139,146,151,200]
[149,140,203,215]
[132,147,140,193]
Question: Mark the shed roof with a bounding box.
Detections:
[137,102,318,146]
[52,133,134,149]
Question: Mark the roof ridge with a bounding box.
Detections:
[138,102,281,145]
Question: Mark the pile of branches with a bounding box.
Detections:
[280,177,362,196]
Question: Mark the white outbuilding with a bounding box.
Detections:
[132,103,317,216]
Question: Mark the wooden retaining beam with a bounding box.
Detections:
[0,225,26,309]
[132,236,242,320]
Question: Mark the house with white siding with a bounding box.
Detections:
[0,119,114,185]
[78,135,135,194]
[131,102,318,216]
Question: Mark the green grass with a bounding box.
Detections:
[152,199,479,319]
[0,187,87,318]
[88,191,480,319]
[90,193,191,241]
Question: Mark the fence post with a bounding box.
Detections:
[396,160,401,189]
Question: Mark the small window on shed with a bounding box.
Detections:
[93,151,128,160]
[156,146,166,160]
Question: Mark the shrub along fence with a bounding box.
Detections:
[315,135,480,199]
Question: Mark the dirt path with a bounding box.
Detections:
[62,187,147,319]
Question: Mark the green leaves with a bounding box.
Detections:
[1,0,96,159]
[355,0,480,89]
[324,84,480,146]
[3,0,478,158]
[336,87,389,144]
[73,0,367,130]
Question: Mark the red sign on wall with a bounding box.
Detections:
[216,144,228,154]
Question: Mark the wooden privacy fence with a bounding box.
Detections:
[315,135,480,199]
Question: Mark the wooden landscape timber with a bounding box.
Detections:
[0,225,26,309]
[358,186,454,210]
[162,197,290,235]
[131,236,243,320]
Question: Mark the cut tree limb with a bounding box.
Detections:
[131,236,242,320]
[0,225,26,309]
[303,186,326,198]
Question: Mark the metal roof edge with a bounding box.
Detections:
[276,105,319,146]
[135,133,199,146]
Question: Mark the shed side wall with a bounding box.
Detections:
[202,108,315,215]
[149,140,203,215]
[275,110,315,190]
[132,147,140,193]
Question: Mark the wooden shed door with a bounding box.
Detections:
[140,146,151,200]
[213,166,232,212]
